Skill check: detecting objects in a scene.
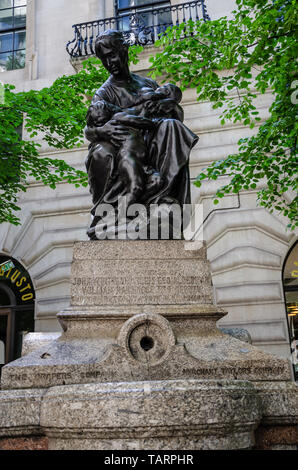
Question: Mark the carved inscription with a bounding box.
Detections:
[71,274,212,305]
[182,366,287,377]
[6,365,287,388]
[7,373,73,383]
[73,275,209,289]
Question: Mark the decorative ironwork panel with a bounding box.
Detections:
[66,0,210,58]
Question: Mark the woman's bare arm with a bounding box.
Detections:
[113,112,155,130]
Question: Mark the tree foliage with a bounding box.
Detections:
[1,0,297,230]
[149,0,298,228]
[0,46,142,225]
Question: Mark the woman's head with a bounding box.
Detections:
[95,30,129,78]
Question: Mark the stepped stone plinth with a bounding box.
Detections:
[0,241,297,450]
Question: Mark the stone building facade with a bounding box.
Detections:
[0,0,297,371]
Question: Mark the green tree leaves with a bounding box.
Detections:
[1,8,297,231]
[0,46,142,225]
[149,0,298,229]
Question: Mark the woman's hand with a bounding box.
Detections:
[85,120,130,148]
[99,120,132,148]
[143,98,177,118]
[155,99,176,114]
[144,100,161,116]
[143,99,183,122]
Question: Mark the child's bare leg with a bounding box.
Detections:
[118,151,146,205]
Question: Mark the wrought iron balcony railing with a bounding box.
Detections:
[66,0,210,58]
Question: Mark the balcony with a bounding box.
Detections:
[66,0,210,58]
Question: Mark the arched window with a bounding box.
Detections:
[0,255,35,372]
[283,241,298,380]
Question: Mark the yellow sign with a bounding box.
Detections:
[0,263,34,302]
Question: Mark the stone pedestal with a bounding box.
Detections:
[0,241,297,450]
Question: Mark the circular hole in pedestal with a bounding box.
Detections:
[140,336,154,351]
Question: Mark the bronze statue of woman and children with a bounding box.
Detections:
[84,30,198,239]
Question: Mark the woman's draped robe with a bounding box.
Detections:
[85,74,199,238]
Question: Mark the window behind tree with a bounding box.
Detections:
[0,0,26,72]
[116,0,172,37]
